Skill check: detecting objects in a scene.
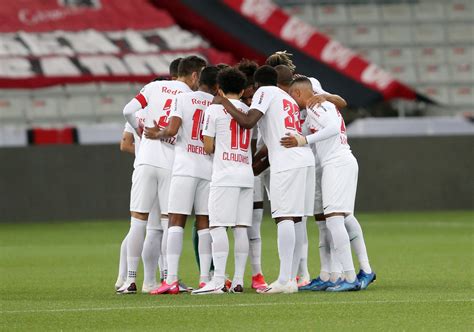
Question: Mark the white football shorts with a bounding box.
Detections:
[321,156,358,215]
[253,169,271,202]
[270,166,315,218]
[130,164,171,215]
[209,186,253,227]
[168,176,210,215]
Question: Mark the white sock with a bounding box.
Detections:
[291,221,305,280]
[210,227,229,285]
[326,216,356,282]
[328,231,343,282]
[277,220,295,285]
[345,214,372,273]
[141,228,162,286]
[317,221,331,281]
[197,228,212,283]
[297,217,310,279]
[160,217,169,278]
[158,253,164,280]
[248,209,263,276]
[232,227,249,286]
[117,233,128,282]
[165,226,184,284]
[126,217,147,282]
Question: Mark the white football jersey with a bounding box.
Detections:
[309,77,327,95]
[124,109,145,168]
[250,86,314,173]
[203,99,254,188]
[306,101,352,166]
[169,90,213,180]
[133,80,192,169]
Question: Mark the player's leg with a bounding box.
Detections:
[300,164,334,291]
[258,169,301,294]
[195,179,212,286]
[249,175,267,289]
[342,160,375,288]
[192,221,200,269]
[230,187,252,292]
[160,215,169,281]
[152,175,194,295]
[345,214,372,274]
[141,199,163,292]
[118,165,157,294]
[323,160,360,291]
[292,166,315,286]
[192,186,236,295]
[297,216,311,286]
[115,233,128,290]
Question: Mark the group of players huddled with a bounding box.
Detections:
[115,51,376,295]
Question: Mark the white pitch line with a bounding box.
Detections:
[1,298,471,314]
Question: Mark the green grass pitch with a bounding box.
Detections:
[1,211,472,331]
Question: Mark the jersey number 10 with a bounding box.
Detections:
[230,118,250,151]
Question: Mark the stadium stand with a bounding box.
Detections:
[278,0,474,111]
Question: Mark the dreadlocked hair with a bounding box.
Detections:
[265,51,296,73]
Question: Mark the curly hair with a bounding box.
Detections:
[236,59,258,86]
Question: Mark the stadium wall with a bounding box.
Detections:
[0,136,472,222]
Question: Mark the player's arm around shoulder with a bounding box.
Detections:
[212,95,262,129]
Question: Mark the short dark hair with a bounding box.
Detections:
[217,68,247,95]
[169,57,182,78]
[254,65,278,86]
[289,76,312,89]
[236,59,258,87]
[275,64,293,86]
[178,55,207,77]
[199,66,219,88]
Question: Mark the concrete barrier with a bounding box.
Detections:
[0,136,472,222]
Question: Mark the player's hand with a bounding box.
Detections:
[307,94,327,109]
[212,95,225,105]
[144,120,161,139]
[280,132,307,148]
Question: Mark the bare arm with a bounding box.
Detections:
[203,136,215,154]
[120,131,135,154]
[144,116,182,140]
[307,94,347,110]
[213,96,263,129]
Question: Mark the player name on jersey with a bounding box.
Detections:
[222,151,249,164]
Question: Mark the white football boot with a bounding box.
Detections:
[256,280,296,294]
[191,278,227,295]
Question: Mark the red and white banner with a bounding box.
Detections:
[222,0,417,101]
[0,0,233,88]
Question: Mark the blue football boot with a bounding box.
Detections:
[357,270,376,290]
[326,278,361,292]
[298,277,333,291]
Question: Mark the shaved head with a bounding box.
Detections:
[289,76,314,109]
